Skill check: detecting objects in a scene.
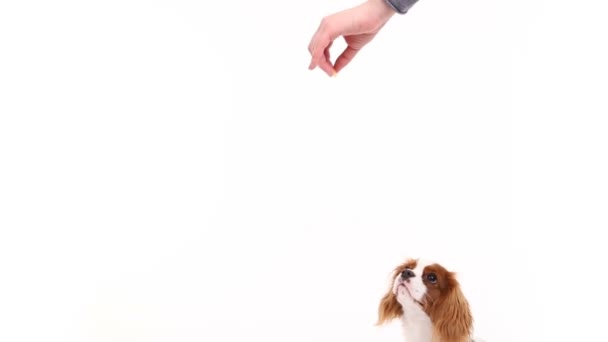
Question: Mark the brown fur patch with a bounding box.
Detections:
[421,264,473,342]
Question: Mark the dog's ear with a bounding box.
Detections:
[376,281,403,325]
[429,274,473,342]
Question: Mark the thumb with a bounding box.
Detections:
[333,46,361,74]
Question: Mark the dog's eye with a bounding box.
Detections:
[426,273,437,283]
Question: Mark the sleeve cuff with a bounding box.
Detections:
[383,0,419,14]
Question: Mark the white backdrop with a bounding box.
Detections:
[1,0,607,341]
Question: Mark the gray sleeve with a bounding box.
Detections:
[383,0,419,14]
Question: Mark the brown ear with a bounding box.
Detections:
[376,288,403,325]
[429,276,473,341]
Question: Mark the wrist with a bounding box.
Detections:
[370,0,398,20]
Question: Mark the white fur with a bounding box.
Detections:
[391,259,436,342]
[404,259,435,303]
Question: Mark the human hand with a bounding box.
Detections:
[307,0,396,77]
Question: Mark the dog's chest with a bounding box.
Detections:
[400,304,433,342]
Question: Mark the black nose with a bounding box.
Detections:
[401,269,415,280]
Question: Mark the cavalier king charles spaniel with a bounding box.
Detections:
[376,258,484,342]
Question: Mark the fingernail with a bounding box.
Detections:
[331,70,337,77]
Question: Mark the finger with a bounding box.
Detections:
[318,57,336,77]
[322,45,338,76]
[322,41,336,75]
[334,46,360,74]
[323,41,332,64]
[307,22,326,69]
[308,34,333,71]
[308,17,339,71]
[309,38,336,76]
[308,39,336,76]
[308,30,322,69]
[308,17,335,51]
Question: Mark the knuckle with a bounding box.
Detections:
[320,16,332,31]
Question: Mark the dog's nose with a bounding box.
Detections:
[401,269,415,280]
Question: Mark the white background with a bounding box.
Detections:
[1,0,607,341]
